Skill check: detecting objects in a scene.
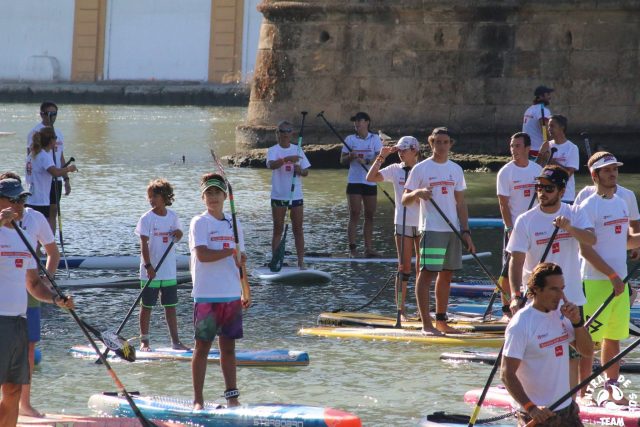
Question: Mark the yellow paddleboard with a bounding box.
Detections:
[298,326,504,347]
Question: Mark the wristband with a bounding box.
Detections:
[461,229,471,235]
[144,263,152,269]
[608,272,619,280]
[504,226,513,232]
[63,177,70,182]
[572,319,585,328]
[523,401,535,412]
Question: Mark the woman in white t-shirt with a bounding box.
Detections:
[266,120,311,269]
[25,127,76,219]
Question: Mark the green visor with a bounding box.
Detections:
[201,178,227,194]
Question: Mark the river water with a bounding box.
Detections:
[1,103,639,426]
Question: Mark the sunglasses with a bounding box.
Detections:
[535,183,558,193]
[41,111,57,116]
[278,128,293,133]
[2,195,27,204]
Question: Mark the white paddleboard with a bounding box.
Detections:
[57,272,191,288]
[49,255,190,270]
[288,251,491,264]
[251,266,331,283]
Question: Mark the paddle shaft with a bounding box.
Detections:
[99,241,175,361]
[540,104,548,145]
[581,132,592,160]
[395,167,410,328]
[467,226,559,427]
[10,220,156,427]
[317,111,395,206]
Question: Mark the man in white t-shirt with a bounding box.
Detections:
[403,127,476,335]
[496,132,542,317]
[577,152,640,404]
[27,101,71,233]
[266,120,311,269]
[537,115,579,202]
[501,263,592,426]
[0,178,74,427]
[522,86,553,158]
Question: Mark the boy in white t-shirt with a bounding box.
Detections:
[522,85,553,158]
[135,179,186,352]
[536,115,579,202]
[266,120,311,269]
[189,173,249,409]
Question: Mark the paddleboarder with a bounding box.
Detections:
[501,262,592,426]
[0,177,74,427]
[189,173,249,409]
[366,136,421,321]
[496,132,542,319]
[339,112,383,258]
[522,85,553,159]
[266,120,310,269]
[135,178,188,352]
[576,152,640,404]
[402,127,476,335]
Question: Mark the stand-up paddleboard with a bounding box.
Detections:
[441,350,640,373]
[468,218,503,229]
[57,272,192,289]
[18,414,185,426]
[288,252,491,264]
[71,345,309,367]
[420,419,513,427]
[298,326,504,347]
[88,393,362,427]
[252,266,331,283]
[0,131,16,137]
[317,312,506,333]
[465,386,640,427]
[45,255,191,270]
[450,280,495,298]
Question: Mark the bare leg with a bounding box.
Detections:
[362,194,378,255]
[271,205,286,255]
[164,306,187,349]
[602,339,621,382]
[416,269,438,333]
[218,336,239,407]
[290,205,305,268]
[434,270,458,333]
[19,342,42,417]
[394,234,414,318]
[48,204,57,234]
[0,383,22,427]
[139,306,152,351]
[347,194,362,256]
[192,339,213,409]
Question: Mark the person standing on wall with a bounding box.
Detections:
[522,86,553,159]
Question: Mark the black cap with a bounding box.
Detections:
[536,166,568,188]
[350,112,370,122]
[534,85,554,97]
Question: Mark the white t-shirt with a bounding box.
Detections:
[522,104,551,152]
[135,209,182,280]
[575,185,640,222]
[496,160,542,224]
[25,150,55,206]
[189,211,245,300]
[379,163,420,227]
[0,226,37,317]
[266,143,311,201]
[342,133,382,185]
[507,203,588,305]
[19,207,55,247]
[549,140,579,202]
[28,123,64,182]
[404,158,466,232]
[579,194,629,280]
[504,304,574,410]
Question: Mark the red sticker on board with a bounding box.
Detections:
[524,189,530,197]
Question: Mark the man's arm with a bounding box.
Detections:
[498,195,513,230]
[42,241,60,277]
[579,243,625,296]
[501,356,555,423]
[508,251,526,313]
[454,190,475,253]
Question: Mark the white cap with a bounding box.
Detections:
[589,154,623,173]
[394,136,419,150]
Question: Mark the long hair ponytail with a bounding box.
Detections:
[30,127,56,158]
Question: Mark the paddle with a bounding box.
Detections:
[580,132,592,160]
[10,220,155,427]
[540,104,548,148]
[483,147,557,320]
[269,111,308,272]
[467,226,560,427]
[97,241,175,363]
[210,150,251,307]
[395,166,411,328]
[55,156,75,278]
[316,111,396,206]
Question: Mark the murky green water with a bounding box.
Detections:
[1,104,639,426]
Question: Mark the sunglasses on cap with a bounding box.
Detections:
[278,128,293,133]
[535,183,558,193]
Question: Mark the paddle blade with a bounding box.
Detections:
[269,225,288,272]
[101,330,136,362]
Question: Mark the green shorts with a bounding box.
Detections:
[583,279,630,342]
[140,279,178,308]
[419,231,462,271]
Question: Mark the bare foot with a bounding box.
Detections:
[436,321,462,334]
[172,342,191,351]
[420,327,444,336]
[193,402,204,411]
[19,405,44,418]
[140,343,152,352]
[298,263,307,270]
[364,249,382,258]
[499,315,511,323]
[226,397,241,407]
[400,311,408,322]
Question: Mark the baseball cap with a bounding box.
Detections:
[350,112,370,122]
[534,85,554,97]
[200,177,227,194]
[589,154,624,173]
[0,178,31,199]
[536,167,568,187]
[394,136,419,150]
[277,120,292,131]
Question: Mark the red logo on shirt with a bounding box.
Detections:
[555,345,563,357]
[15,259,23,268]
[552,242,560,254]
[285,165,292,172]
[163,236,168,243]
[524,189,531,197]
[223,242,230,248]
[442,186,448,194]
[615,225,622,234]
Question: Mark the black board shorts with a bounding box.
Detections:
[346,183,377,196]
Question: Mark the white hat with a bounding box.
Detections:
[589,154,623,173]
[394,136,419,150]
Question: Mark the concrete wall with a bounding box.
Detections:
[238,0,640,157]
[0,1,75,81]
[242,0,263,82]
[103,0,211,80]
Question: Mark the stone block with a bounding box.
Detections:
[391,50,418,77]
[503,51,542,78]
[568,50,618,79]
[415,51,460,79]
[449,104,498,132]
[459,23,515,51]
[458,50,505,78]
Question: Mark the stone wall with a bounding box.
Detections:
[237,0,640,159]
